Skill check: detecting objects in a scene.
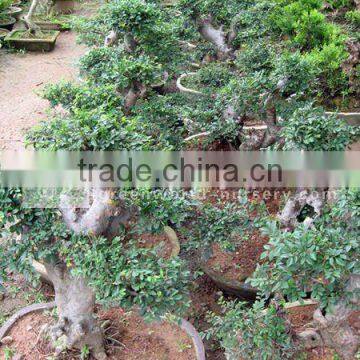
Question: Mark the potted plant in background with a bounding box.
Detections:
[0,27,9,46]
[4,4,22,20]
[4,0,60,51]
[0,0,16,30]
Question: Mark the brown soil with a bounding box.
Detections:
[136,232,174,259]
[187,275,226,360]
[348,310,360,331]
[286,304,318,331]
[0,274,54,327]
[0,308,197,360]
[205,231,269,282]
[298,347,338,360]
[286,304,339,360]
[0,312,54,360]
[0,2,92,150]
[99,308,196,360]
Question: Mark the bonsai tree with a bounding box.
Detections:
[22,0,42,33]
[206,298,294,360]
[0,188,192,359]
[2,0,359,359]
[248,189,360,359]
[73,0,189,114]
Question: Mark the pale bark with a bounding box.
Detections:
[59,188,118,237]
[59,188,131,238]
[123,82,147,114]
[104,30,118,47]
[23,0,41,33]
[44,263,107,360]
[278,189,323,229]
[197,17,232,58]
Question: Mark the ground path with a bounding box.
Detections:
[0,6,90,150]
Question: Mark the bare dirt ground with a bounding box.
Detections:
[0,10,88,150]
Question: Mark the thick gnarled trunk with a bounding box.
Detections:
[44,263,107,360]
[297,275,360,360]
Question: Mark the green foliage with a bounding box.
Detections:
[76,0,185,66]
[41,82,122,115]
[132,93,190,150]
[235,41,277,73]
[177,0,245,27]
[0,189,192,321]
[249,190,360,307]
[0,192,68,285]
[123,189,196,231]
[271,0,346,50]
[63,234,191,320]
[345,9,360,26]
[194,63,233,89]
[326,0,352,9]
[206,298,294,360]
[80,48,163,89]
[182,195,266,252]
[304,42,349,94]
[281,104,359,150]
[26,111,152,150]
[0,0,11,12]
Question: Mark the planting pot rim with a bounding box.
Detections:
[325,111,360,126]
[201,261,258,300]
[0,28,10,35]
[5,5,22,13]
[0,15,16,26]
[5,29,60,43]
[284,299,319,310]
[180,318,206,360]
[0,301,56,342]
[177,72,205,96]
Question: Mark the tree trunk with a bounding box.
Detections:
[23,0,41,33]
[44,263,107,360]
[59,188,125,238]
[278,189,323,229]
[197,16,232,59]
